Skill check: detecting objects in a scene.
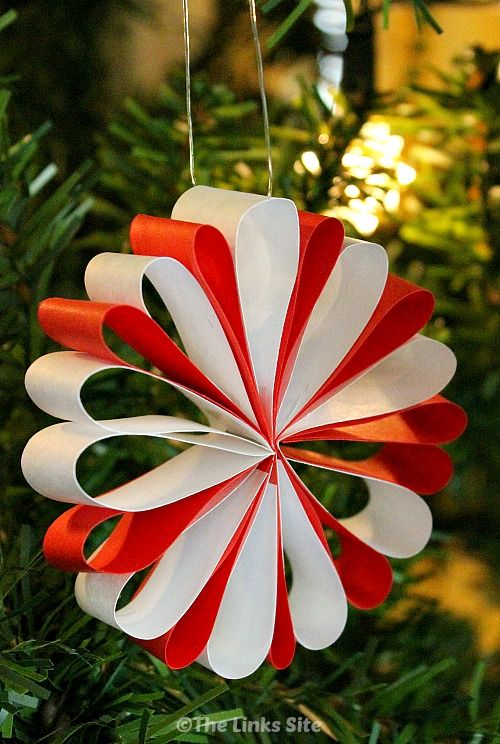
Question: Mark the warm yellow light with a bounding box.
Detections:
[348,198,366,211]
[326,206,379,237]
[387,135,405,157]
[349,167,370,179]
[293,160,305,175]
[366,173,390,187]
[379,156,395,169]
[396,162,417,185]
[360,121,391,141]
[301,150,322,176]
[384,189,400,213]
[342,153,374,169]
[318,133,329,145]
[344,184,361,198]
[365,196,380,211]
[353,212,379,236]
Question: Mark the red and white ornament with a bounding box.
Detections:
[22,186,466,678]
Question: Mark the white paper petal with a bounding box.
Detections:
[172,185,266,249]
[284,335,457,436]
[88,415,269,457]
[173,186,300,418]
[74,469,265,636]
[25,351,268,446]
[233,199,299,416]
[85,253,255,422]
[22,422,265,510]
[340,479,433,558]
[278,461,347,649]
[277,240,388,430]
[204,481,278,678]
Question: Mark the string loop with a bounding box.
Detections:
[182,0,196,186]
[181,0,273,196]
[248,0,273,197]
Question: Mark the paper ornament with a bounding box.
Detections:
[22,186,466,679]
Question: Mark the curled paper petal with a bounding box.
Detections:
[84,253,255,422]
[278,461,348,650]
[277,239,388,430]
[282,442,453,494]
[22,422,266,510]
[339,479,433,559]
[203,481,278,678]
[285,335,457,436]
[23,186,465,678]
[43,470,253,573]
[174,186,300,420]
[284,396,468,446]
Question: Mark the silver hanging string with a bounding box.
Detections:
[182,0,272,195]
[182,0,196,185]
[248,0,273,197]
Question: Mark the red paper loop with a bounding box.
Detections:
[130,217,247,357]
[282,442,453,495]
[295,274,435,421]
[283,461,393,609]
[130,216,268,434]
[38,298,253,424]
[268,509,295,670]
[155,479,268,669]
[283,395,467,446]
[43,471,253,574]
[274,213,344,419]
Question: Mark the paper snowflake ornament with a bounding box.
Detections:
[22,186,466,679]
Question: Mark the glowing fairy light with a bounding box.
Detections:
[323,115,420,237]
[301,151,322,176]
[396,162,417,185]
[342,152,374,169]
[366,173,390,187]
[384,189,401,213]
[360,121,391,140]
[353,211,379,236]
[344,184,360,198]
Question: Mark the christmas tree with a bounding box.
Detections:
[1,5,498,742]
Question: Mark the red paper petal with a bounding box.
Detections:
[43,470,253,574]
[284,395,467,446]
[130,217,247,364]
[274,213,344,419]
[160,480,268,669]
[282,442,453,495]
[298,274,435,419]
[38,298,252,423]
[316,503,393,610]
[267,504,295,670]
[129,216,268,435]
[283,461,392,609]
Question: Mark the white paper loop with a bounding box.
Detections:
[277,240,388,430]
[75,469,267,637]
[340,479,433,559]
[278,461,347,649]
[284,335,457,436]
[85,253,255,422]
[22,422,266,511]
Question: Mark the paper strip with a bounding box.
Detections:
[278,460,347,649]
[284,335,457,436]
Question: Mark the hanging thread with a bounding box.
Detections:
[182,0,196,186]
[182,0,273,196]
[248,0,273,197]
